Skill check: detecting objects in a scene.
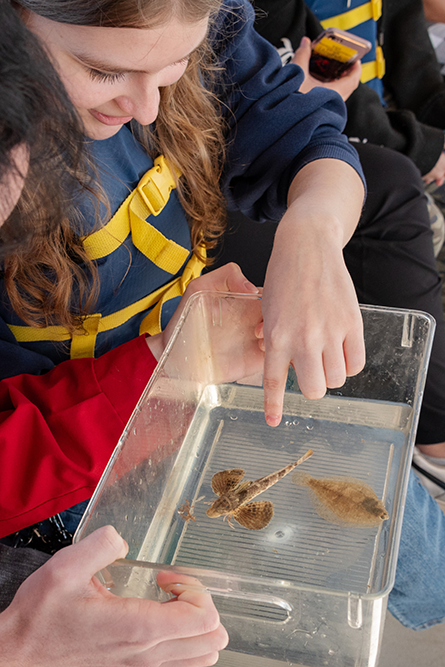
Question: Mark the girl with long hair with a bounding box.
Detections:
[0,0,365,539]
[0,4,227,663]
[1,0,445,639]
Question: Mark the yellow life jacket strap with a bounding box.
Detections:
[320,0,382,32]
[360,46,385,82]
[82,155,189,275]
[8,249,206,359]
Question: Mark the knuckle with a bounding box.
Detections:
[263,376,282,392]
[268,327,285,350]
[99,524,124,550]
[226,261,241,273]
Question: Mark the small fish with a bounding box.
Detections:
[177,499,196,522]
[292,472,389,527]
[206,449,313,530]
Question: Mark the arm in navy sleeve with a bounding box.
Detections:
[210,0,365,221]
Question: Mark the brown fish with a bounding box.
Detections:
[292,472,389,527]
[207,449,313,530]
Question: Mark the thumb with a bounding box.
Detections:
[50,526,129,586]
[291,36,311,70]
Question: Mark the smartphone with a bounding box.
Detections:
[309,28,371,82]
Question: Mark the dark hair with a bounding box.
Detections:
[0,2,102,329]
[0,0,86,254]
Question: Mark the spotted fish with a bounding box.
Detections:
[206,449,313,529]
[292,472,389,527]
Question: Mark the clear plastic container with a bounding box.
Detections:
[75,292,434,667]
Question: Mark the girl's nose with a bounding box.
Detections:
[114,79,160,126]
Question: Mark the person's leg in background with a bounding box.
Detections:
[388,470,445,629]
[0,545,50,613]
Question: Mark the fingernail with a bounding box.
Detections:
[244,280,259,293]
[266,414,281,427]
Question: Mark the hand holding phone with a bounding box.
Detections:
[309,28,371,82]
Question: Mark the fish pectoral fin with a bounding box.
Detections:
[233,501,274,530]
[211,469,245,496]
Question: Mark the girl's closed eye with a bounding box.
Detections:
[86,57,188,84]
[87,68,126,84]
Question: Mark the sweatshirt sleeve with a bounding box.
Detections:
[0,335,157,538]
[211,0,365,222]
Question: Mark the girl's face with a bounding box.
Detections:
[25,12,209,140]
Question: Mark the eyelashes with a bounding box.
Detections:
[86,57,189,84]
[87,69,126,84]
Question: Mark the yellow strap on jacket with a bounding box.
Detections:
[8,251,204,359]
[320,1,385,83]
[320,0,382,32]
[82,155,188,275]
[360,45,385,83]
[8,157,206,358]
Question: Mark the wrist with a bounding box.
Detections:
[278,205,346,250]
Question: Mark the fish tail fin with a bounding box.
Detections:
[292,471,312,487]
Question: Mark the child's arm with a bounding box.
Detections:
[260,158,365,426]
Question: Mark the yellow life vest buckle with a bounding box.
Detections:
[137,155,178,217]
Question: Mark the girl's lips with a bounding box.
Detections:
[88,109,133,126]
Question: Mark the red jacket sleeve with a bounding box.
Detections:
[0,335,157,538]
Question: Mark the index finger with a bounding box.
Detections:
[262,348,290,427]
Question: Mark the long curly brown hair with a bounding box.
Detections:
[6,0,227,331]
